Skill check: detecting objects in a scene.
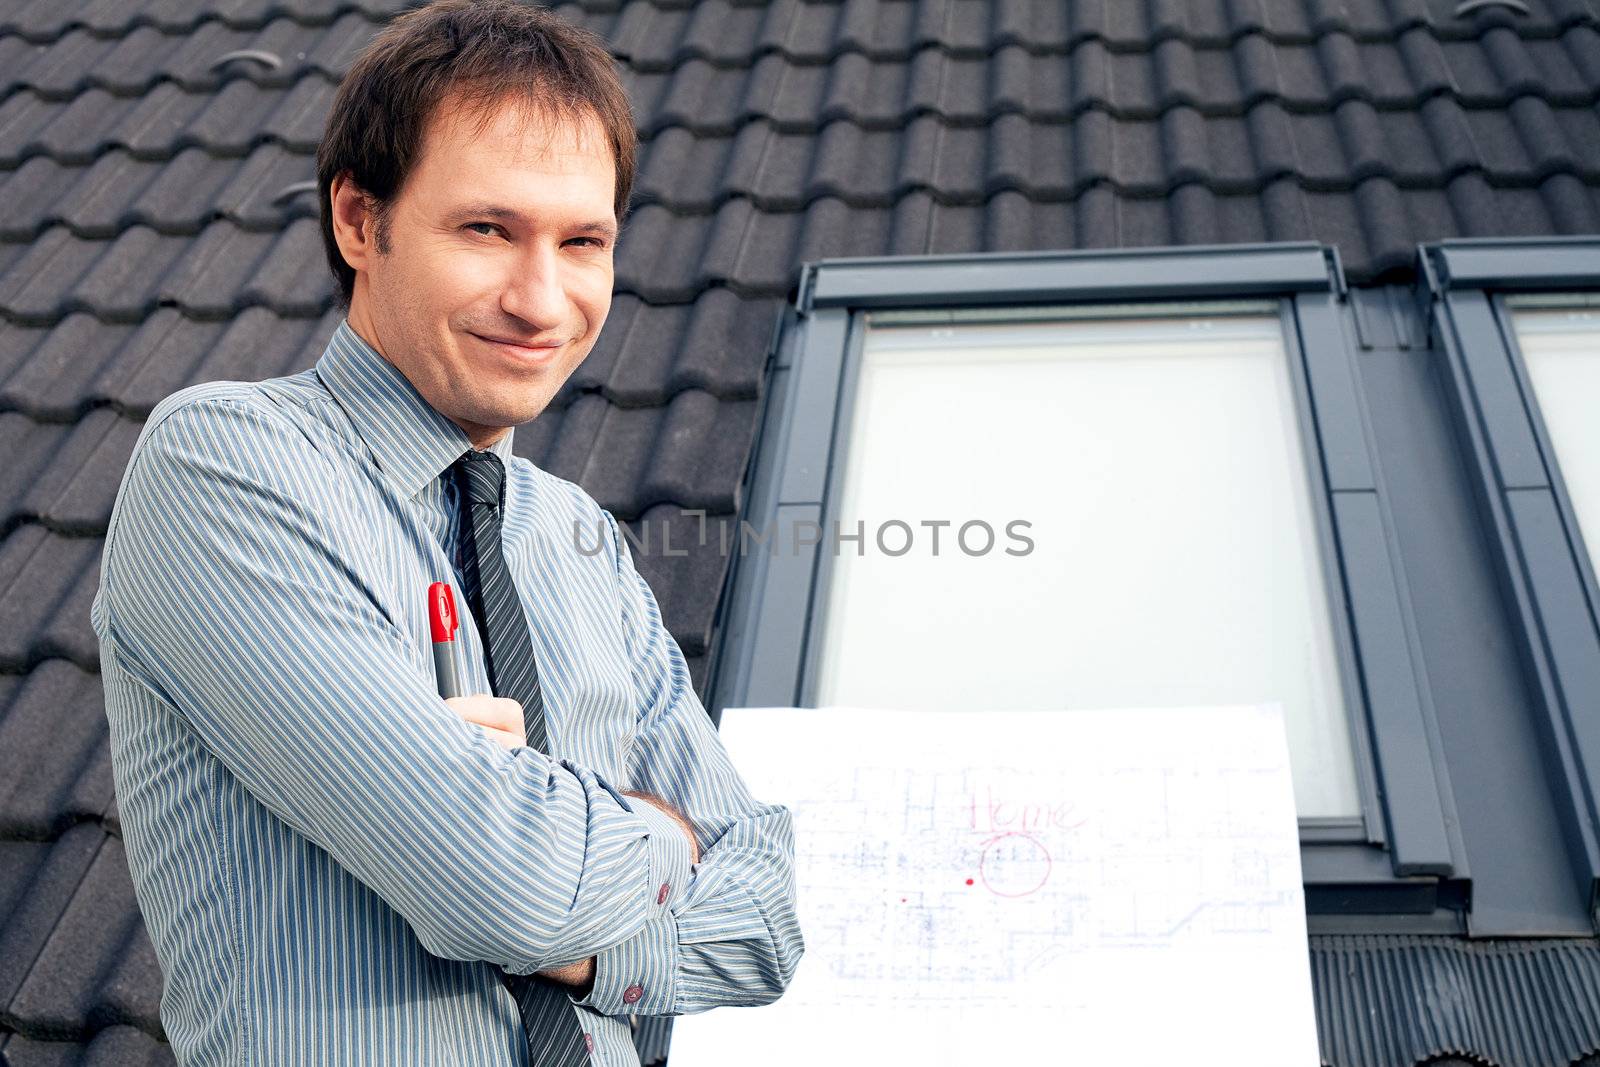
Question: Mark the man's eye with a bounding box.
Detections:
[568,237,606,249]
[465,222,499,237]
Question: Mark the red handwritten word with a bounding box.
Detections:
[968,785,1088,834]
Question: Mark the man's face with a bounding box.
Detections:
[345,92,616,447]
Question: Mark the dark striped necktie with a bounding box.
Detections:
[452,448,549,753]
[450,448,587,1066]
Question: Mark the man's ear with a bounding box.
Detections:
[329,172,382,275]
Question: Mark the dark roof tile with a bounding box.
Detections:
[0,37,36,92]
[0,78,333,168]
[0,823,102,1010]
[1155,36,1206,105]
[186,74,335,153]
[1,143,315,242]
[0,13,382,100]
[622,503,738,658]
[826,0,915,59]
[1160,105,1214,186]
[0,407,136,535]
[517,389,759,521]
[0,308,342,420]
[71,227,215,322]
[0,229,116,324]
[624,37,1600,138]
[21,0,1581,52]
[6,834,162,1037]
[614,198,757,301]
[562,289,774,407]
[2,29,127,100]
[0,1024,174,1066]
[1567,21,1600,83]
[1446,167,1509,236]
[90,84,219,160]
[0,219,333,324]
[0,660,112,840]
[1484,23,1546,95]
[1244,101,1301,179]
[1418,95,1483,177]
[1320,30,1380,102]
[1230,30,1280,102]
[0,0,419,42]
[633,122,767,213]
[1539,168,1600,230]
[610,0,785,70]
[17,23,1600,180]
[1332,99,1393,182]
[1396,25,1456,97]
[0,527,101,672]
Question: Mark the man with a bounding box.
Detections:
[90,2,802,1064]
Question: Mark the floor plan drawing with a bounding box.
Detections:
[670,704,1321,1066]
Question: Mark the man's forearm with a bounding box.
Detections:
[669,800,802,1012]
[540,789,698,992]
[567,798,802,1017]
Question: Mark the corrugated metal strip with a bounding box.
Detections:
[1310,935,1600,1067]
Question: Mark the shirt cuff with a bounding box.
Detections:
[571,906,680,1016]
[632,799,694,910]
[570,800,692,1016]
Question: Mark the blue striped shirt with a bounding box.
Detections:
[89,319,802,1065]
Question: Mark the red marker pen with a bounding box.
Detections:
[428,581,464,699]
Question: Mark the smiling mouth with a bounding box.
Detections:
[471,332,563,358]
[473,331,563,348]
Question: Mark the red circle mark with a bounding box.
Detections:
[977,832,1052,898]
[965,878,974,886]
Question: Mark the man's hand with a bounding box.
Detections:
[445,695,525,751]
[624,790,700,864]
[537,957,595,992]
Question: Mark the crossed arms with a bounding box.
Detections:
[97,391,803,1017]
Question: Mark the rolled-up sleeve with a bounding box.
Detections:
[571,508,804,1017]
[97,391,664,973]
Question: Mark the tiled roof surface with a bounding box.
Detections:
[1,0,1598,1062]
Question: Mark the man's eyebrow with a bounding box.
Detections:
[445,204,617,238]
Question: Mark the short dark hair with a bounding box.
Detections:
[315,0,636,304]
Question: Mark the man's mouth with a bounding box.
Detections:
[470,331,564,363]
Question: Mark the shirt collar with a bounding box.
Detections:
[315,318,516,500]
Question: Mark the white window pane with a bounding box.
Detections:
[1512,306,1600,582]
[814,314,1362,820]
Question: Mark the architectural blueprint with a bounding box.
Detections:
[669,704,1321,1066]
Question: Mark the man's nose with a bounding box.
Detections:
[499,242,566,329]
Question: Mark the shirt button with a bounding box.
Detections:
[583,1033,595,1054]
[657,882,670,905]
[622,984,644,1004]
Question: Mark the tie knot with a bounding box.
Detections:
[453,449,504,507]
